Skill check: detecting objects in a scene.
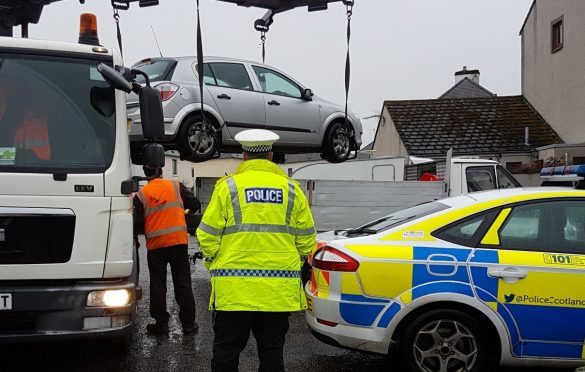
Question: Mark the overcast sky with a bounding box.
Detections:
[31,0,533,146]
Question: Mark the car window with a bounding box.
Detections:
[497,166,520,189]
[466,166,496,192]
[252,66,302,98]
[202,63,216,86]
[434,211,497,246]
[499,200,585,253]
[132,59,176,84]
[207,63,253,91]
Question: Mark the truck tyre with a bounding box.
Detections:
[397,309,493,372]
[322,121,353,163]
[176,113,219,162]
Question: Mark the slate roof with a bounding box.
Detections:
[384,95,563,157]
[439,77,495,99]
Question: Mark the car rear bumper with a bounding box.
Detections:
[305,291,390,355]
[0,280,137,343]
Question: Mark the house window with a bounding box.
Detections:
[191,168,195,177]
[551,16,564,53]
[573,157,585,165]
[172,159,178,176]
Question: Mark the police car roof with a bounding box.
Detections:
[441,187,585,209]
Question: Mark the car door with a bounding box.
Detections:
[250,65,321,145]
[469,198,585,359]
[196,62,266,144]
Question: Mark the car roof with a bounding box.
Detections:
[136,56,265,66]
[441,187,585,209]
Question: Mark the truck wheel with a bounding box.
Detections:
[177,114,219,162]
[397,309,493,372]
[322,121,353,163]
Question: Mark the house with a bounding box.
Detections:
[371,69,562,164]
[521,0,585,146]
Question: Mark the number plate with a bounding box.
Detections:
[0,293,12,310]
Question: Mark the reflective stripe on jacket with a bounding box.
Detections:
[14,112,51,160]
[196,159,317,312]
[138,179,188,250]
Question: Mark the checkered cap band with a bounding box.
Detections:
[242,144,272,153]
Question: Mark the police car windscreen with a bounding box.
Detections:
[0,53,116,173]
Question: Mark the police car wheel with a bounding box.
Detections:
[397,309,492,372]
[322,121,353,163]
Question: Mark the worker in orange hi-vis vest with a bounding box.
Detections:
[13,110,51,161]
[133,164,202,336]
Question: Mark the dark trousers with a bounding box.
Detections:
[147,244,196,327]
[211,311,290,372]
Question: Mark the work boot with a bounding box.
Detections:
[182,322,199,335]
[146,322,169,335]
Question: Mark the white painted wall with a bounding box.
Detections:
[522,0,585,143]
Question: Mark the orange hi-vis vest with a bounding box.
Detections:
[14,112,51,161]
[137,179,189,250]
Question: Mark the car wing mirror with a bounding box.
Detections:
[302,88,314,101]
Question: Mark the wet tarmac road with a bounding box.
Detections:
[0,238,577,372]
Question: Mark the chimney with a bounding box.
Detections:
[455,66,480,85]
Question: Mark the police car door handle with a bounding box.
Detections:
[488,268,527,280]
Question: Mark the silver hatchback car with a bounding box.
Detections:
[127,56,363,163]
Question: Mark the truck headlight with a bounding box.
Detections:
[87,289,131,307]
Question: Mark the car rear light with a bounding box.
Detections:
[308,241,328,265]
[156,83,179,101]
[312,245,359,272]
[317,318,338,327]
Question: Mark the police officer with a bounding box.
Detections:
[197,129,317,372]
[134,164,200,335]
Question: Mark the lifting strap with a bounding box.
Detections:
[111,1,126,56]
[194,0,206,154]
[343,0,353,129]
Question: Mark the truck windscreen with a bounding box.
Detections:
[0,53,116,173]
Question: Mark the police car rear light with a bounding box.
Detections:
[316,318,338,327]
[312,246,359,272]
[308,241,328,265]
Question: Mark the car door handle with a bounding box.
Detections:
[488,268,527,280]
[267,100,280,106]
[217,94,231,100]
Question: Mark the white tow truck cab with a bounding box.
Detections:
[0,16,165,341]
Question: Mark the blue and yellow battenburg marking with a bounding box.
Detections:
[328,244,585,360]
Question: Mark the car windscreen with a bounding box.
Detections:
[344,201,450,236]
[0,53,116,173]
[132,59,176,84]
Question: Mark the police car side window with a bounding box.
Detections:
[434,211,498,247]
[499,200,585,254]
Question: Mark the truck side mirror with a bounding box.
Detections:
[139,86,164,141]
[97,63,132,93]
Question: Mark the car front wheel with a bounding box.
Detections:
[322,121,354,163]
[176,114,219,162]
[397,309,493,372]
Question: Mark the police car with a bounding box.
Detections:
[305,166,585,371]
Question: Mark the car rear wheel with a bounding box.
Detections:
[176,114,219,162]
[322,121,354,163]
[397,309,493,372]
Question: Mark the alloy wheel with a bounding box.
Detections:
[332,125,352,159]
[412,319,478,372]
[188,121,215,155]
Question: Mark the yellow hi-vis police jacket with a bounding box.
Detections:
[197,159,317,312]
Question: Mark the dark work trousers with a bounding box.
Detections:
[211,311,290,372]
[146,244,196,327]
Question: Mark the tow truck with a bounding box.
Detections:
[0,0,352,342]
